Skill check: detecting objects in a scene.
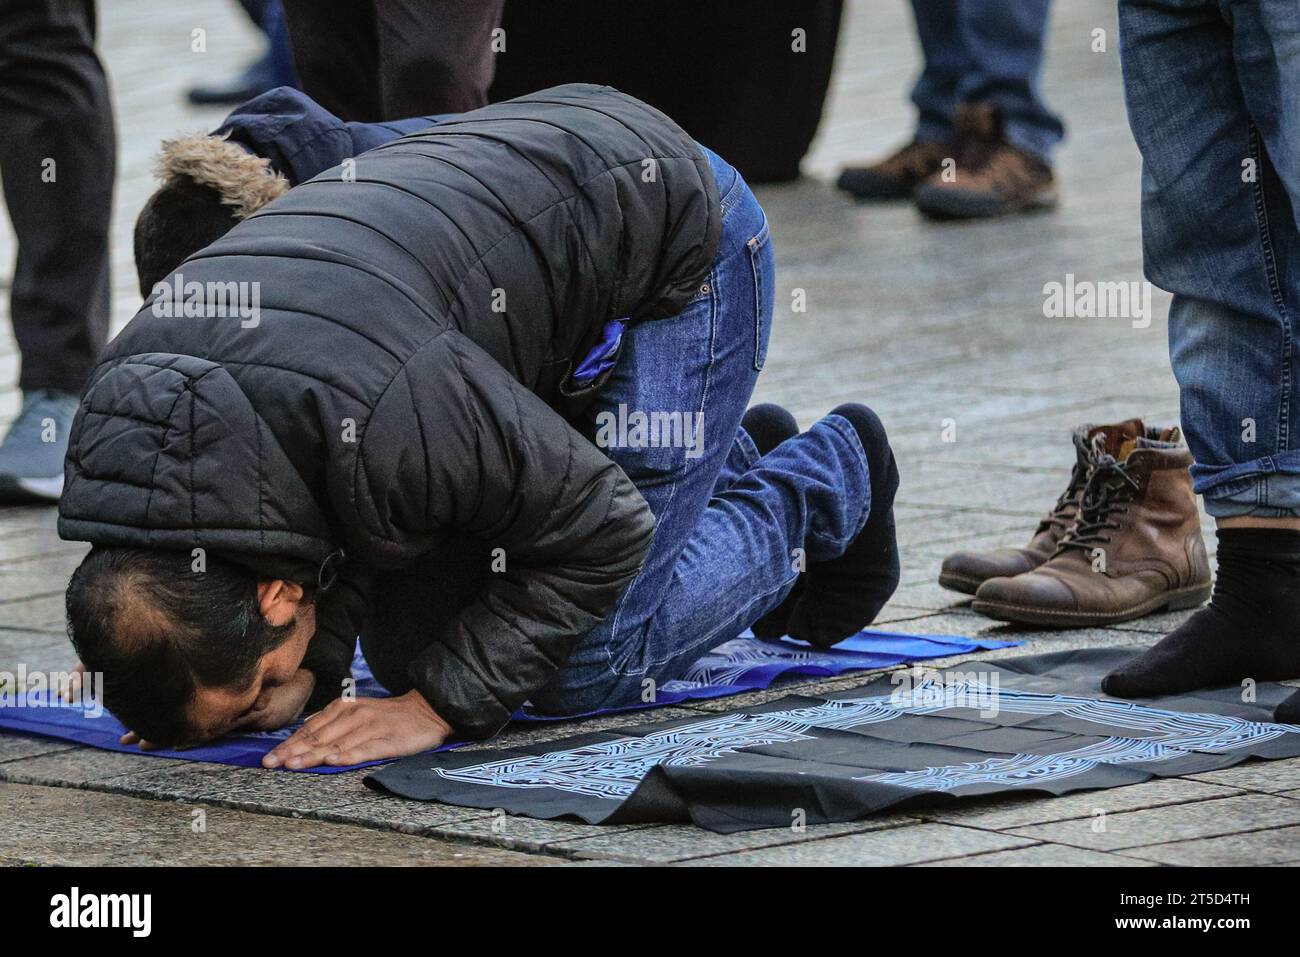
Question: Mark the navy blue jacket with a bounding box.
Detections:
[215,86,446,185]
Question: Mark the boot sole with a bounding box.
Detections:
[838,181,917,202]
[971,582,1212,628]
[0,473,63,504]
[938,571,984,596]
[916,186,1058,221]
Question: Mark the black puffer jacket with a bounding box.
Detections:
[58,85,722,738]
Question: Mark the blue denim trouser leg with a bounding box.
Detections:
[529,151,872,716]
[1120,0,1300,518]
[909,0,1065,161]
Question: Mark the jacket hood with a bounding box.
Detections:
[58,353,336,581]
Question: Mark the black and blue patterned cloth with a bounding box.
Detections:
[368,647,1300,832]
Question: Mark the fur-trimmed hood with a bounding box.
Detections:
[155,133,289,218]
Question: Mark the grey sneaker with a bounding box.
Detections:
[0,390,80,503]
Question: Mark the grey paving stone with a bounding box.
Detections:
[1187,758,1300,794]
[321,796,494,833]
[685,823,1034,866]
[920,842,1154,867]
[918,778,1242,830]
[0,631,75,665]
[1122,824,1300,866]
[0,732,75,763]
[894,509,1030,550]
[0,594,67,631]
[1110,610,1207,636]
[0,744,185,785]
[0,507,57,536]
[106,762,381,815]
[0,538,85,565]
[0,782,552,867]
[888,580,979,614]
[427,813,650,852]
[560,815,919,863]
[867,610,999,638]
[1006,793,1300,851]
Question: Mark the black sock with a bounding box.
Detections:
[1102,528,1300,699]
[741,403,799,458]
[738,404,804,640]
[782,403,901,648]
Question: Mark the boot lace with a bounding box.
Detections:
[1057,440,1141,553]
[1040,432,1093,535]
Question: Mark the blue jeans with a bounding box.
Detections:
[359,151,873,716]
[1120,0,1300,518]
[528,149,872,713]
[910,0,1065,161]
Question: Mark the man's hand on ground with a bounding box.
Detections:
[262,691,453,770]
[118,730,163,751]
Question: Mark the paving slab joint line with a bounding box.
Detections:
[0,744,80,767]
[599,815,927,866]
[913,787,1247,829]
[0,624,68,637]
[322,795,657,859]
[0,589,66,605]
[904,838,1052,866]
[1007,815,1300,854]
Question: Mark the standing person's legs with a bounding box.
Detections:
[1104,0,1300,699]
[376,0,504,118]
[955,0,1064,162]
[530,154,875,716]
[0,0,114,499]
[0,0,113,394]
[836,0,966,200]
[187,0,297,105]
[910,0,971,146]
[280,0,380,120]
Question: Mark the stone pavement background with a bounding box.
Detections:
[2,0,1297,866]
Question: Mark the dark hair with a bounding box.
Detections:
[133,178,239,298]
[65,546,301,746]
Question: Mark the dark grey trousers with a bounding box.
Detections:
[0,0,115,394]
[281,0,505,120]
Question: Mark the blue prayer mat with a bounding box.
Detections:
[367,647,1300,832]
[0,629,1015,774]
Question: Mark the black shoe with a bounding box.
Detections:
[187,53,281,106]
[754,404,901,646]
[837,139,951,201]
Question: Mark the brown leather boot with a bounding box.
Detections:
[837,139,951,200]
[939,419,1149,595]
[971,431,1212,628]
[913,103,1057,219]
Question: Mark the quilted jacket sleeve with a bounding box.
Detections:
[353,330,656,739]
